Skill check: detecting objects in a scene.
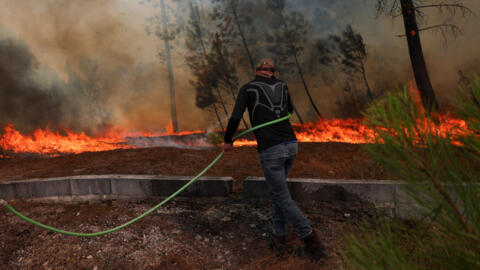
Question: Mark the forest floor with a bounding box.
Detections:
[1,198,376,269]
[0,142,391,269]
[0,142,393,185]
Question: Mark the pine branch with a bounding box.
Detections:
[415,3,476,18]
[396,23,462,37]
[394,89,477,238]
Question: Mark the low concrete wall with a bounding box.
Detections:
[0,175,423,218]
[0,175,233,201]
[243,177,415,218]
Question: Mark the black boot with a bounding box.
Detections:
[270,234,286,252]
[303,230,328,261]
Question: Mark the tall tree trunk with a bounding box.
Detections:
[230,0,255,72]
[212,103,225,133]
[280,14,323,119]
[291,103,304,124]
[160,0,179,132]
[360,62,374,101]
[215,87,229,118]
[400,0,438,112]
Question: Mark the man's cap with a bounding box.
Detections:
[255,58,276,71]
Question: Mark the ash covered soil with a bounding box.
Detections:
[1,198,374,269]
[0,142,391,269]
[0,142,393,185]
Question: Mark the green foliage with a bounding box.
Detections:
[342,76,480,269]
[207,132,224,148]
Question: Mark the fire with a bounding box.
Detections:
[234,118,375,147]
[165,121,174,134]
[0,114,469,157]
[0,123,208,157]
[0,86,471,157]
[0,124,130,156]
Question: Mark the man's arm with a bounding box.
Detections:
[224,86,248,146]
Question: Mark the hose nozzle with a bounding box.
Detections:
[0,199,7,207]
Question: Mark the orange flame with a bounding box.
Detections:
[0,85,471,156]
[0,124,130,156]
[234,118,375,147]
[165,121,174,134]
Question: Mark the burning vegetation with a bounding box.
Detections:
[0,85,470,157]
[0,1,477,156]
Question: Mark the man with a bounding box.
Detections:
[223,59,328,260]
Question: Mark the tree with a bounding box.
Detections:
[186,2,229,120]
[145,0,185,132]
[194,78,224,131]
[160,0,178,132]
[209,0,306,123]
[67,58,111,131]
[209,33,252,129]
[210,0,257,75]
[376,0,475,112]
[265,0,323,119]
[230,0,255,72]
[185,3,224,131]
[343,75,480,269]
[186,2,250,130]
[334,25,373,102]
[315,24,374,113]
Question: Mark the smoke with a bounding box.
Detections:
[0,0,210,133]
[0,38,66,133]
[0,0,479,134]
[284,0,480,117]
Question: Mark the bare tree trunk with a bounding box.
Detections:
[212,103,225,133]
[291,103,304,124]
[214,87,229,118]
[160,0,179,132]
[360,62,374,101]
[280,14,323,119]
[400,0,438,112]
[230,0,255,72]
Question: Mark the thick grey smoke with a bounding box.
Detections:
[0,39,66,133]
[0,0,478,134]
[0,0,201,133]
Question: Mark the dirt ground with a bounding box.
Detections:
[1,197,375,269]
[0,142,389,269]
[0,142,393,186]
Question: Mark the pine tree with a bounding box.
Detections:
[144,0,185,132]
[265,0,323,119]
[376,0,474,112]
[342,75,480,269]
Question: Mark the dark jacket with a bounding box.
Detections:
[224,76,297,151]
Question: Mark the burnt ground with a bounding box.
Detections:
[0,142,394,186]
[1,198,374,269]
[0,142,391,269]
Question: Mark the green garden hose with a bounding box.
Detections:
[0,114,291,237]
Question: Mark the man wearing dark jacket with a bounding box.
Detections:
[223,59,328,261]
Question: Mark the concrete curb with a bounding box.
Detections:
[0,175,422,218]
[0,175,233,202]
[242,177,414,218]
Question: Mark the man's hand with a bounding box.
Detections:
[223,142,233,152]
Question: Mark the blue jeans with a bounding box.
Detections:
[258,142,312,239]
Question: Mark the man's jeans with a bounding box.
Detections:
[258,142,312,239]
